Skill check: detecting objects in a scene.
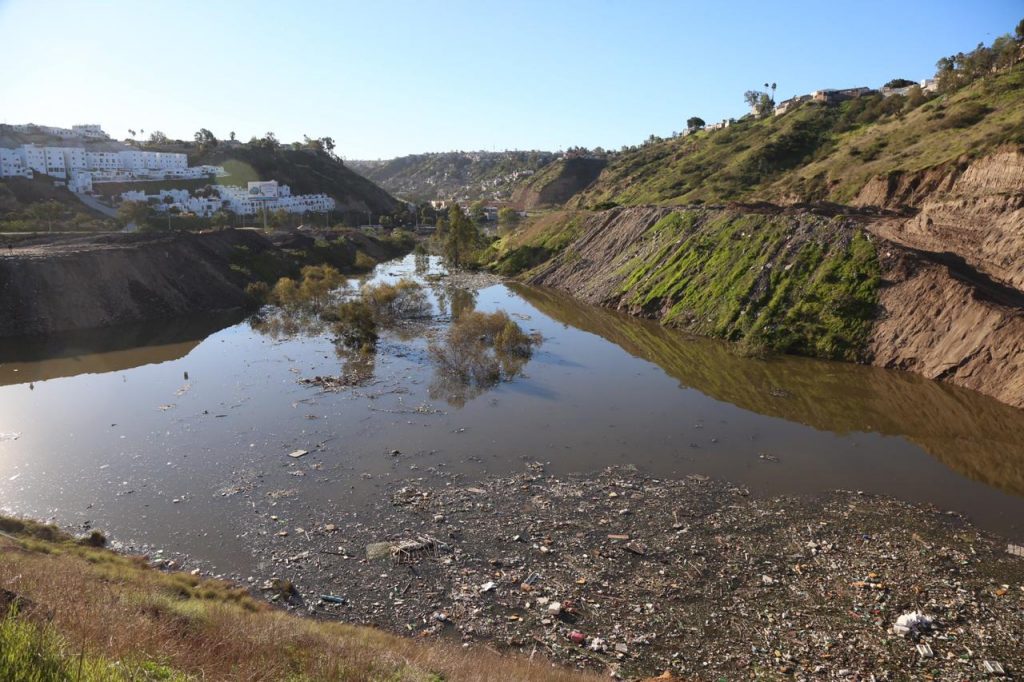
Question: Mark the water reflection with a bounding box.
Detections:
[246,273,539,407]
[513,283,1024,497]
[0,312,245,387]
[427,310,540,407]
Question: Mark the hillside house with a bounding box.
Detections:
[812,87,875,105]
[774,94,812,116]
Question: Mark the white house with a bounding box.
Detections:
[71,124,108,139]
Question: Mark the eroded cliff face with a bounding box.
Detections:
[857,149,1024,290]
[512,158,608,210]
[529,206,881,363]
[870,247,1024,407]
[0,230,267,337]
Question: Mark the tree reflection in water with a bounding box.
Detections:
[428,310,540,407]
[250,279,539,403]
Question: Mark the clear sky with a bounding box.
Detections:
[1,0,1020,159]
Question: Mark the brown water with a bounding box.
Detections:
[1,254,1023,576]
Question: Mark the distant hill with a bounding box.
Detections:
[191,144,402,221]
[1,132,403,227]
[348,151,559,202]
[511,156,607,210]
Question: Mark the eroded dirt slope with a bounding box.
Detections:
[858,149,1024,291]
[0,230,267,337]
[871,245,1024,407]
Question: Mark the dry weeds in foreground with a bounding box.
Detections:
[0,524,603,682]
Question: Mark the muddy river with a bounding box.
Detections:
[1,254,1023,575]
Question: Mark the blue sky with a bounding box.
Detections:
[0,1,1020,159]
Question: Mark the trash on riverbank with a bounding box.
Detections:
[247,465,1024,679]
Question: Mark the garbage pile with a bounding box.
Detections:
[249,465,1023,680]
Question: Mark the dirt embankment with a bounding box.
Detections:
[513,158,607,210]
[856,149,1024,291]
[871,245,1024,407]
[0,230,269,337]
[524,199,1024,409]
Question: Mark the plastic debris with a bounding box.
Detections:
[892,611,932,637]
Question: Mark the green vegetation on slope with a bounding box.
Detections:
[484,210,590,276]
[571,61,1024,209]
[616,212,879,360]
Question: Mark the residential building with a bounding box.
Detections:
[0,140,221,186]
[812,87,876,105]
[71,124,108,139]
[0,148,31,178]
[120,182,335,217]
[774,94,812,116]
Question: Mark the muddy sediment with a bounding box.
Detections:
[238,464,1024,681]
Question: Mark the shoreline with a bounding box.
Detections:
[76,464,1024,680]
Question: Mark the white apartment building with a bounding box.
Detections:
[118,150,187,172]
[120,182,335,218]
[0,142,221,186]
[0,148,31,178]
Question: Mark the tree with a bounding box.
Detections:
[29,200,63,232]
[444,204,478,267]
[1017,17,1024,42]
[147,130,168,145]
[117,200,149,229]
[904,85,927,111]
[744,90,774,117]
[686,116,705,131]
[229,131,236,142]
[497,207,520,232]
[194,128,218,150]
[269,208,290,228]
[469,200,487,224]
[210,210,232,229]
[884,78,916,89]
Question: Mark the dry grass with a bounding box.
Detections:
[0,519,601,681]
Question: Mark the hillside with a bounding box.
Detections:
[349,150,558,202]
[485,48,1024,408]
[568,62,1024,209]
[511,156,607,210]
[1,132,403,228]
[192,144,402,220]
[493,203,1024,407]
[0,228,412,337]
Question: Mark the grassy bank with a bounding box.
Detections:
[489,207,880,362]
[0,516,598,682]
[614,211,880,361]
